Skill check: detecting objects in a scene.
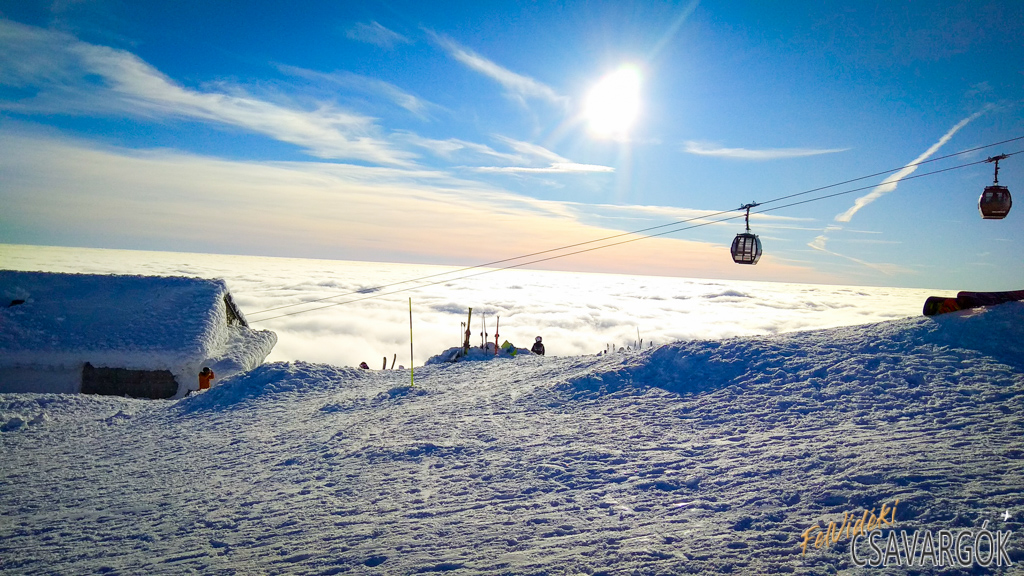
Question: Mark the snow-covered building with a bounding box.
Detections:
[0,271,276,398]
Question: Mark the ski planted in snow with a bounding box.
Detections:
[463,308,473,355]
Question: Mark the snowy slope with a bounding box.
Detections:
[1,303,1022,574]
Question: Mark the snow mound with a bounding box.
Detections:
[177,361,369,412]
[204,325,278,377]
[559,301,1024,398]
[425,343,530,364]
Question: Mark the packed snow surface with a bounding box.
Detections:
[2,302,1022,574]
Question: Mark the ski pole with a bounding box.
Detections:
[405,295,409,385]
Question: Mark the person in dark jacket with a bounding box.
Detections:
[531,336,545,356]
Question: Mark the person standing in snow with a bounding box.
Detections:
[359,362,370,369]
[199,367,215,390]
[531,336,545,356]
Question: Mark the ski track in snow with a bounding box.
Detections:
[2,305,1024,575]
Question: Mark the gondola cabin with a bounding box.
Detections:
[731,202,762,265]
[731,233,762,265]
[978,185,1011,219]
[979,154,1012,220]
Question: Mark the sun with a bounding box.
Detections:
[584,65,641,137]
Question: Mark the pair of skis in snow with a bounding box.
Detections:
[460,307,500,357]
[480,314,499,355]
[922,290,1024,316]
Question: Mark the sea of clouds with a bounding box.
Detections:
[1,244,942,368]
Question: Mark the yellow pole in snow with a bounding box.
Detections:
[405,295,409,385]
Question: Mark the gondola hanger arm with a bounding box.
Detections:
[985,154,1009,184]
[739,202,759,232]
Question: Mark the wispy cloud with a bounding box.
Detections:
[807,225,842,252]
[431,33,568,108]
[0,21,55,79]
[834,110,983,222]
[683,141,849,160]
[345,21,411,49]
[474,136,614,174]
[395,132,524,164]
[394,132,615,174]
[0,20,414,166]
[493,136,567,163]
[276,64,437,119]
[806,236,909,276]
[475,163,615,174]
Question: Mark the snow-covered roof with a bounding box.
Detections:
[1,270,225,361]
[0,271,275,392]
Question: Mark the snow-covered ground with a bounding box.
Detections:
[2,299,1022,574]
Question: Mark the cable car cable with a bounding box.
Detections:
[249,147,1023,320]
[250,149,1022,323]
[756,135,1024,207]
[247,135,1024,317]
[247,140,1023,320]
[247,136,1022,317]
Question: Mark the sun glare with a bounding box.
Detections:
[584,66,641,137]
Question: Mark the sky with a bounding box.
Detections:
[1,1,1023,290]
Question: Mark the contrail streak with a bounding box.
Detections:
[835,110,984,223]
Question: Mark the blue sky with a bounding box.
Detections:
[1,0,1022,289]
